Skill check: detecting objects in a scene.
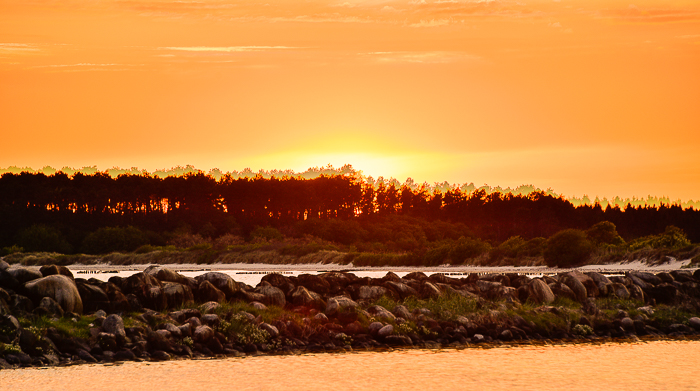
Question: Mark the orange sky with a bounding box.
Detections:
[1,0,699,200]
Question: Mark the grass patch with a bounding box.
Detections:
[20,315,96,340]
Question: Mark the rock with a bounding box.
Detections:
[656,272,675,284]
[76,348,98,363]
[621,317,635,331]
[260,273,295,295]
[404,272,429,281]
[251,302,268,311]
[36,296,64,317]
[628,284,645,302]
[382,272,402,282]
[472,334,485,343]
[75,281,110,313]
[122,273,166,311]
[102,314,126,339]
[143,266,193,287]
[377,324,394,338]
[200,301,220,314]
[296,274,331,295]
[151,350,171,361]
[194,325,214,343]
[169,308,201,323]
[630,271,662,286]
[113,349,136,361]
[255,282,286,307]
[325,296,358,316]
[24,274,83,314]
[611,283,630,299]
[195,272,240,299]
[644,284,679,305]
[528,279,555,304]
[356,285,390,301]
[586,272,613,296]
[549,282,577,301]
[0,270,20,291]
[626,273,652,289]
[98,332,118,351]
[500,329,513,341]
[290,286,325,309]
[260,323,279,338]
[559,273,588,302]
[201,314,220,328]
[367,305,396,322]
[0,260,8,271]
[385,335,413,346]
[11,294,34,313]
[689,317,700,330]
[421,281,442,298]
[160,322,182,339]
[383,281,418,299]
[392,305,412,320]
[637,306,654,316]
[368,322,384,336]
[6,266,43,284]
[314,313,328,323]
[39,265,74,279]
[162,282,194,309]
[0,314,21,343]
[670,270,693,282]
[196,280,226,303]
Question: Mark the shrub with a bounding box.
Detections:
[449,236,491,263]
[544,229,594,267]
[586,221,625,246]
[250,226,284,242]
[81,226,149,254]
[15,224,72,254]
[629,225,691,251]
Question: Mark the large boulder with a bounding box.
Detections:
[195,272,240,299]
[24,274,83,314]
[196,280,226,303]
[420,281,442,298]
[7,266,43,285]
[296,274,331,295]
[326,296,358,316]
[39,265,74,279]
[611,283,630,299]
[586,272,613,296]
[261,273,295,295]
[121,272,167,311]
[75,281,110,313]
[162,282,194,309]
[559,273,588,302]
[382,281,418,299]
[290,286,325,309]
[353,285,391,301]
[144,266,194,288]
[644,283,679,305]
[527,279,555,304]
[102,314,126,339]
[254,282,286,307]
[565,271,599,297]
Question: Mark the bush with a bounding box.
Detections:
[544,229,594,267]
[586,221,625,246]
[81,226,149,254]
[15,224,72,254]
[250,226,284,242]
[449,236,491,263]
[629,225,692,251]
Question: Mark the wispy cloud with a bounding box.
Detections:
[31,63,141,72]
[0,43,42,55]
[598,5,700,24]
[363,51,480,64]
[409,19,451,27]
[160,46,303,52]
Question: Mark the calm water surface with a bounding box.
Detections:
[2,341,698,391]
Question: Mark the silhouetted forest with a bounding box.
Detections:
[1,167,698,266]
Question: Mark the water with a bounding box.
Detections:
[2,341,698,391]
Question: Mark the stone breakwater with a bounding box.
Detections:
[1,259,700,369]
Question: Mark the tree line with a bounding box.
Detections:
[0,169,698,257]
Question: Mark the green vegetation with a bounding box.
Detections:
[544,229,594,268]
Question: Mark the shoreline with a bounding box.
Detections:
[62,259,698,274]
[2,263,699,370]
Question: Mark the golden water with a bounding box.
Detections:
[2,341,698,391]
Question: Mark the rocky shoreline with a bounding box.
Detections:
[1,260,700,369]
